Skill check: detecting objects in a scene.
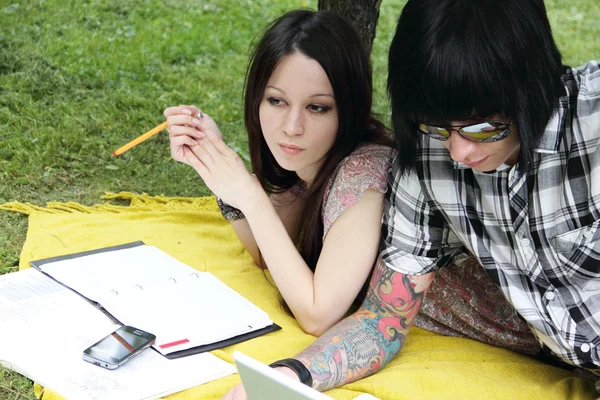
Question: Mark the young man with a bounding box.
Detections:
[223,0,600,398]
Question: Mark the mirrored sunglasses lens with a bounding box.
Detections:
[420,124,450,139]
[461,122,507,141]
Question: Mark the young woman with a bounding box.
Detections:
[165,10,395,337]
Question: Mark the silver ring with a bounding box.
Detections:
[197,110,204,119]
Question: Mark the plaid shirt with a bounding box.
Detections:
[381,61,600,372]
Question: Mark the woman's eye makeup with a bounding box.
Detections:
[266,97,284,106]
[265,96,332,114]
[307,104,332,114]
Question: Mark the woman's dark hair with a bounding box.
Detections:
[388,0,565,175]
[244,9,392,307]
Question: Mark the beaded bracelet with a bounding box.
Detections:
[268,358,313,387]
[216,197,246,222]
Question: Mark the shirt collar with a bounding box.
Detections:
[533,68,573,154]
[534,107,564,155]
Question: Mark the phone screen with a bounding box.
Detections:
[83,326,155,368]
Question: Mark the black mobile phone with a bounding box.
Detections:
[82,325,156,370]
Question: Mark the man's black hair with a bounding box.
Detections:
[388,0,565,175]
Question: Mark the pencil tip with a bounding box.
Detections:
[112,152,117,157]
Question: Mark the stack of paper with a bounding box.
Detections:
[0,268,236,400]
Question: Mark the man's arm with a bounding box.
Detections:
[295,257,435,391]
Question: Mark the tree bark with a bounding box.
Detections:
[318,0,382,54]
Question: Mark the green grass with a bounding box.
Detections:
[0,0,599,398]
[0,367,36,400]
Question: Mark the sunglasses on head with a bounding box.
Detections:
[417,120,513,143]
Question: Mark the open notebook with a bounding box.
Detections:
[29,242,280,358]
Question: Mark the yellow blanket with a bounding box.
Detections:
[3,193,596,400]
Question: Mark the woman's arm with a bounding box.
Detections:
[228,190,305,267]
[167,107,382,335]
[243,188,384,336]
[191,126,384,335]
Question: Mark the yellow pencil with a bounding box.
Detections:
[112,121,169,156]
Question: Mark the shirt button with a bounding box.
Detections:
[581,343,591,353]
[522,238,531,247]
[545,291,556,301]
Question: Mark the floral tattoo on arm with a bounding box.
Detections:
[295,257,434,391]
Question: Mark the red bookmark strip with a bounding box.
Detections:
[159,338,190,349]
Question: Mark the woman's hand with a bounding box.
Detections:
[165,105,261,210]
[164,105,222,166]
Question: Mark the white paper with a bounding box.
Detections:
[37,246,196,303]
[0,268,108,325]
[0,269,236,400]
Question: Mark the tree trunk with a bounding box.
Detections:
[318,0,382,54]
